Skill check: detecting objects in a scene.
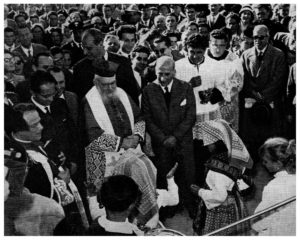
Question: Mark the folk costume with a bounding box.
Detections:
[193,119,253,236]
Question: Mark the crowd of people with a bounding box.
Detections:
[4,3,296,236]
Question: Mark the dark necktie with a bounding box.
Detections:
[28,49,32,58]
[164,86,171,109]
[45,106,51,115]
[258,52,264,62]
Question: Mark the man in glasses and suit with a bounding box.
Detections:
[240,24,288,162]
[142,56,196,219]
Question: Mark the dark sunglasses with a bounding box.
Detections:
[136,56,148,61]
[253,35,266,40]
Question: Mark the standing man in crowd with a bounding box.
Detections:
[73,28,140,105]
[116,25,137,59]
[142,56,196,218]
[240,24,288,161]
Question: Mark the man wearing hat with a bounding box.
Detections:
[240,24,288,162]
[136,4,153,30]
[61,21,85,66]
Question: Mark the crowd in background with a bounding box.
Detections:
[4,3,296,236]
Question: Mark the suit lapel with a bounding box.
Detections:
[168,79,182,118]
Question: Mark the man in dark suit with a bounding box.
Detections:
[207,4,226,30]
[72,28,140,105]
[61,21,85,67]
[100,4,117,33]
[136,4,154,31]
[13,24,48,77]
[29,70,78,175]
[4,5,17,31]
[240,24,288,161]
[142,56,196,216]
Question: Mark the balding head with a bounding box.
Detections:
[253,24,269,50]
[155,56,175,87]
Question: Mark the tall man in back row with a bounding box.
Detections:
[142,56,196,217]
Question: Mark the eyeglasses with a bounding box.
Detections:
[4,58,15,63]
[136,56,148,62]
[158,72,171,77]
[253,35,267,40]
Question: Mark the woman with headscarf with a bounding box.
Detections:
[191,119,253,235]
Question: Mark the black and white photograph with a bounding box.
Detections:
[3,2,297,236]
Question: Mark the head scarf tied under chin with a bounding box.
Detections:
[201,119,253,171]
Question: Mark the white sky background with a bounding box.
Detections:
[0,0,298,239]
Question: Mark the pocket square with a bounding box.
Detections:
[180,99,187,106]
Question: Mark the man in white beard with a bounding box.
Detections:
[82,69,146,190]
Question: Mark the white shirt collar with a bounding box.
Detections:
[104,17,111,24]
[97,216,143,235]
[257,44,268,55]
[154,79,174,93]
[118,49,130,59]
[21,45,33,57]
[31,96,50,114]
[5,43,15,51]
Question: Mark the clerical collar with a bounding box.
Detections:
[31,96,50,114]
[207,49,229,61]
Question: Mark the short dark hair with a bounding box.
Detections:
[185,33,209,49]
[82,28,105,45]
[226,12,241,24]
[131,45,151,58]
[98,175,141,212]
[210,29,229,42]
[17,23,31,34]
[14,14,25,22]
[153,35,171,48]
[4,27,15,34]
[49,46,63,56]
[30,70,57,94]
[50,27,62,35]
[166,13,178,23]
[187,21,198,29]
[33,52,51,67]
[116,25,136,40]
[47,11,58,19]
[47,65,63,74]
[10,103,38,132]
